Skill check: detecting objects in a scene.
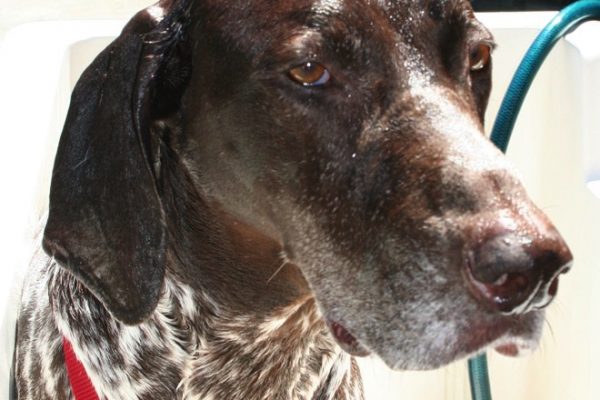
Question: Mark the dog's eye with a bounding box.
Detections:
[469,43,492,72]
[288,62,331,87]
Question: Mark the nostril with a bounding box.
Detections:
[465,228,572,314]
[533,242,573,281]
[494,273,529,297]
[465,259,537,314]
[530,253,571,310]
[469,233,534,284]
[491,272,531,313]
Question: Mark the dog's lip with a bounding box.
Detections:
[325,319,371,357]
[492,335,537,358]
[452,312,542,364]
[494,343,520,357]
[466,320,540,361]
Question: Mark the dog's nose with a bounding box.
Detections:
[465,230,572,314]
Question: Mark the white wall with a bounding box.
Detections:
[0,0,153,40]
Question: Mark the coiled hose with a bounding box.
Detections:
[469,2,600,400]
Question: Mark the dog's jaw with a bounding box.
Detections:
[279,205,552,370]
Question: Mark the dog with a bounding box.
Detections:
[13,0,573,399]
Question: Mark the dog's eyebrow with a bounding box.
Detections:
[466,19,496,48]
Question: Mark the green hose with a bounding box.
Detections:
[468,2,600,399]
[468,356,491,400]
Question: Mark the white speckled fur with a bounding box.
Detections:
[15,248,363,400]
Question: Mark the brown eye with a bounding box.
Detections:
[469,43,491,72]
[288,62,331,87]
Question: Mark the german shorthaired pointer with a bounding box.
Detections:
[14,0,573,398]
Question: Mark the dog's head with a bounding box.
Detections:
[43,0,572,370]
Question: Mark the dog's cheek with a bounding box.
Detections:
[286,211,460,363]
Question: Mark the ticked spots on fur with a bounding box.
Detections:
[180,296,359,400]
[17,256,362,400]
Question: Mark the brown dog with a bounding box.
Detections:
[15,0,572,399]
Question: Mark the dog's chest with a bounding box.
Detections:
[17,259,363,400]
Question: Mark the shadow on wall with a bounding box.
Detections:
[473,0,578,11]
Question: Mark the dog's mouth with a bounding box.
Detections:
[326,319,371,357]
[325,315,538,365]
[456,313,544,365]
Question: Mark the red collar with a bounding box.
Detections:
[63,337,100,400]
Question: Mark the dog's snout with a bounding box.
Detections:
[465,229,572,315]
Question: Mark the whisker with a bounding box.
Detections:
[544,317,555,343]
[267,251,291,283]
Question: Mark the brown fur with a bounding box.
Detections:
[15,0,571,398]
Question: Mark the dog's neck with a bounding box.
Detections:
[172,287,361,399]
[50,261,361,399]
[47,159,364,399]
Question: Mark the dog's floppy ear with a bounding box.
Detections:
[43,0,191,324]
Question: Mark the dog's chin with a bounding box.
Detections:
[327,311,544,370]
[468,312,545,362]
